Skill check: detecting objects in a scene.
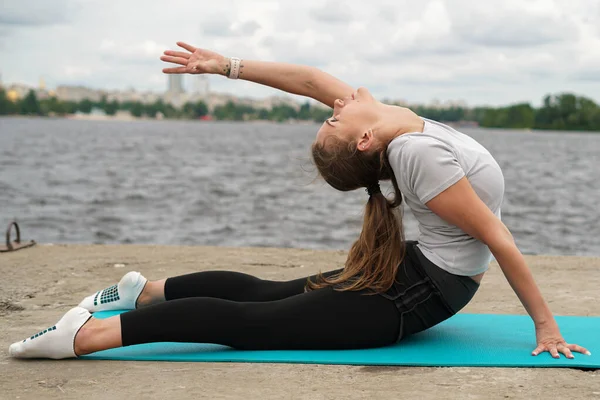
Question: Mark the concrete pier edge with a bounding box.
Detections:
[1,244,599,400]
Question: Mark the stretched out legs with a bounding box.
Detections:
[12,268,401,358]
[75,284,400,355]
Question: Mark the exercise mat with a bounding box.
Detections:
[82,311,599,368]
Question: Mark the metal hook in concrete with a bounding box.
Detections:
[0,221,36,253]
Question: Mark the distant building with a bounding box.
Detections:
[167,75,184,94]
[55,85,104,102]
[193,76,209,97]
[1,77,345,112]
[6,89,19,102]
[5,83,32,101]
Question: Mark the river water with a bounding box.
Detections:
[1,117,599,256]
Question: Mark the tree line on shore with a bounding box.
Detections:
[0,89,332,123]
[1,88,599,131]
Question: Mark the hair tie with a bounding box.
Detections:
[366,182,381,197]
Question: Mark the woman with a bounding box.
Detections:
[9,42,589,360]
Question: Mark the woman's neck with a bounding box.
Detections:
[372,103,424,145]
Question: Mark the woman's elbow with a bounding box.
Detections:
[303,67,320,92]
[481,222,515,252]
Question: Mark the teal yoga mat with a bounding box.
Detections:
[82,311,599,368]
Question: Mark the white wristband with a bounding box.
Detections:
[228,57,242,79]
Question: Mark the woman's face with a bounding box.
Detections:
[315,87,378,147]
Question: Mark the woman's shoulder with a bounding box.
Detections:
[388,133,450,156]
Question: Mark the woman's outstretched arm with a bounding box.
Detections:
[160,42,354,108]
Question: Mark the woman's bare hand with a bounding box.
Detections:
[160,42,228,75]
[533,320,590,359]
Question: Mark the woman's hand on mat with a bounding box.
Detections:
[533,321,590,359]
[161,42,227,75]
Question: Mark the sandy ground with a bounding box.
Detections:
[0,244,599,400]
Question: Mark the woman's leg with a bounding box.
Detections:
[74,286,400,356]
[136,271,313,307]
[80,269,343,312]
[161,269,343,302]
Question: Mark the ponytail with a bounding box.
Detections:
[308,139,405,293]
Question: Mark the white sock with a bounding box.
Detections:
[9,307,91,359]
[78,271,147,313]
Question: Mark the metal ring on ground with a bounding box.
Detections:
[0,221,36,253]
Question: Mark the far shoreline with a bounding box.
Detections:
[3,114,599,134]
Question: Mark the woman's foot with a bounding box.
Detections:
[78,271,148,312]
[9,307,91,359]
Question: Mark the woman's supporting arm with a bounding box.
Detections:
[425,177,589,359]
[160,42,354,108]
[477,224,555,326]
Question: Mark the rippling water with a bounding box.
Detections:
[1,117,599,256]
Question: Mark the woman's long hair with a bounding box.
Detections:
[308,135,405,293]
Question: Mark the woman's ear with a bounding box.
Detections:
[357,129,374,152]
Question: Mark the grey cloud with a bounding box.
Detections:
[0,27,7,51]
[361,39,469,64]
[58,64,160,92]
[285,53,331,68]
[392,75,468,88]
[100,52,161,67]
[309,3,353,24]
[390,73,527,93]
[572,69,600,82]
[260,36,277,48]
[201,17,261,38]
[0,14,67,26]
[396,42,468,57]
[377,7,399,24]
[260,36,333,67]
[235,20,261,36]
[464,27,570,48]
[200,15,234,37]
[452,9,579,47]
[525,69,555,80]
[0,0,76,26]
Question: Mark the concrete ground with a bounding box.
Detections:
[0,244,598,400]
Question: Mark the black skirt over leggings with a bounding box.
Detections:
[120,241,480,350]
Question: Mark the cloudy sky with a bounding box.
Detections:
[1,0,599,106]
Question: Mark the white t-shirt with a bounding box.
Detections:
[387,118,505,276]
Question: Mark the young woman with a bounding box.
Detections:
[9,42,589,360]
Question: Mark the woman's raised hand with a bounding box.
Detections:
[160,42,227,75]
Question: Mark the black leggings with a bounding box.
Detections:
[120,269,400,350]
[120,242,479,350]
